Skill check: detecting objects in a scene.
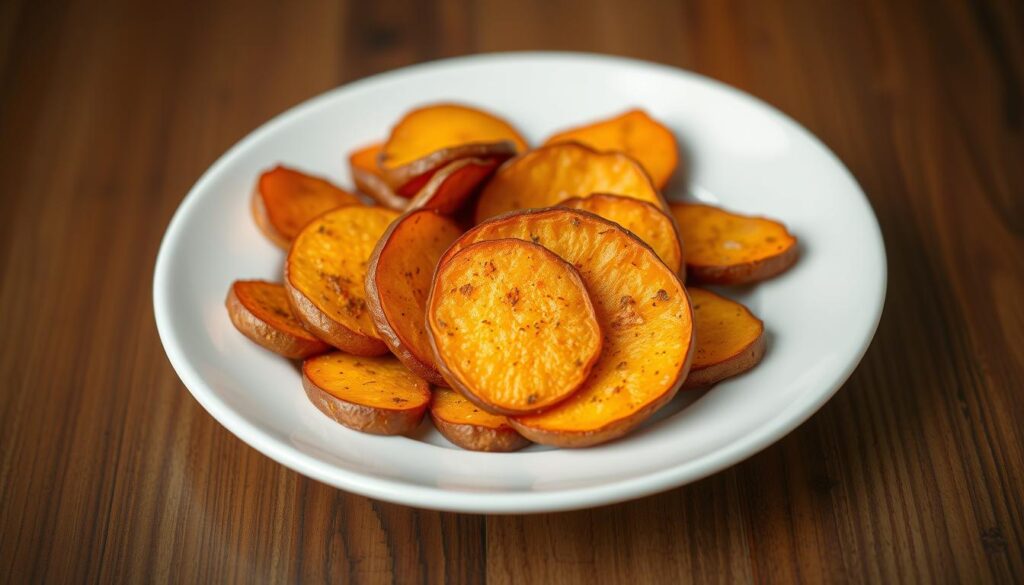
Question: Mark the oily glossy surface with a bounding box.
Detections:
[544,109,679,188]
[560,194,683,274]
[475,142,665,222]
[9,2,1021,579]
[429,239,602,415]
[253,165,361,247]
[285,206,399,348]
[443,210,693,444]
[380,103,528,169]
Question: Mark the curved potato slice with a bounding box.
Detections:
[252,165,362,248]
[366,209,464,385]
[544,109,679,188]
[430,387,530,452]
[683,288,766,389]
[474,142,667,223]
[671,203,798,285]
[226,280,329,359]
[560,194,683,276]
[303,352,431,435]
[440,208,694,448]
[380,103,527,194]
[349,142,408,210]
[285,206,400,355]
[428,238,603,415]
[406,157,500,215]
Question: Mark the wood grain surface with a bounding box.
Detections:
[1,0,1022,583]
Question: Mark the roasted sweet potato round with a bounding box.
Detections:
[405,157,500,216]
[683,288,766,389]
[225,280,329,359]
[380,103,527,195]
[544,109,679,188]
[560,194,683,276]
[430,387,531,452]
[349,142,408,210]
[428,239,602,415]
[285,206,400,355]
[474,142,667,223]
[671,203,798,285]
[365,208,464,385]
[440,208,694,447]
[302,352,431,435]
[252,165,363,248]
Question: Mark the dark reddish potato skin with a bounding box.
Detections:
[380,142,517,195]
[283,274,389,357]
[225,284,329,359]
[687,239,799,285]
[682,329,767,389]
[365,209,456,386]
[431,413,531,452]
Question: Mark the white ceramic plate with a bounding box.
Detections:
[154,52,885,513]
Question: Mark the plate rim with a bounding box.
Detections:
[153,51,887,514]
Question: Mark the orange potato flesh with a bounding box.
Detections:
[349,142,409,209]
[684,288,766,389]
[366,209,464,386]
[252,165,362,248]
[406,157,500,215]
[430,387,530,452]
[560,194,683,275]
[474,142,667,223]
[671,203,799,285]
[380,103,528,170]
[428,239,602,415]
[226,280,329,359]
[302,352,431,435]
[441,209,693,447]
[285,206,400,355]
[544,109,679,188]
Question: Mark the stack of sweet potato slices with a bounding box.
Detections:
[225,103,799,451]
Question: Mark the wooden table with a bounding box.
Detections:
[1,0,1021,582]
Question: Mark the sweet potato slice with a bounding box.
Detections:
[406,157,501,215]
[302,352,431,435]
[440,209,694,447]
[560,194,683,275]
[285,206,401,355]
[365,209,464,385]
[671,203,798,285]
[683,288,766,389]
[474,142,667,223]
[380,103,527,195]
[428,239,602,415]
[349,142,409,210]
[252,165,362,248]
[544,109,679,188]
[225,280,329,359]
[430,387,530,452]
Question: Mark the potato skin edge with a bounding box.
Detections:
[682,326,767,389]
[426,239,604,416]
[283,261,389,357]
[301,369,427,435]
[442,208,695,448]
[430,411,531,452]
[225,283,329,359]
[365,208,451,386]
[250,186,292,249]
[687,238,799,285]
[380,142,516,193]
[351,165,409,210]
